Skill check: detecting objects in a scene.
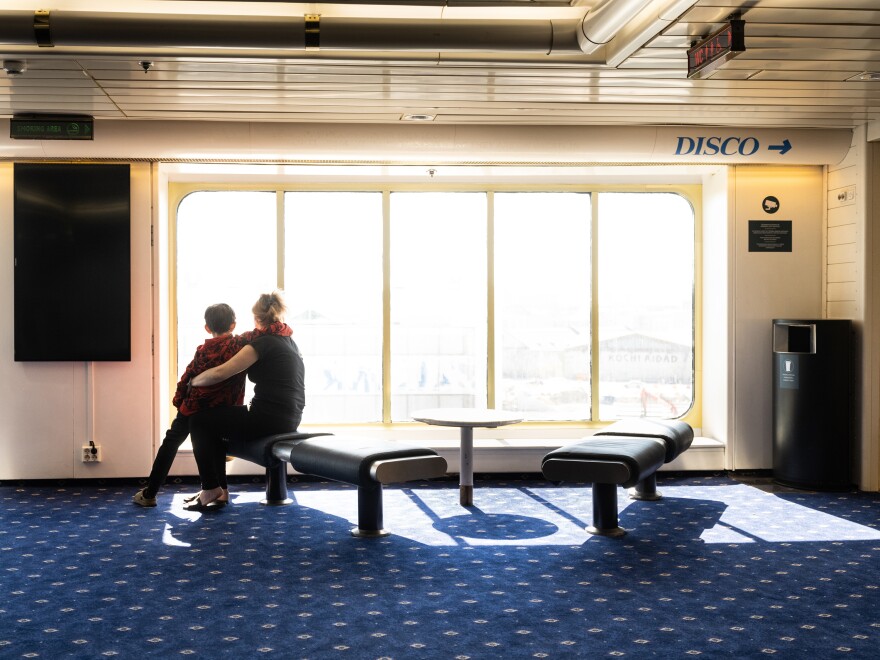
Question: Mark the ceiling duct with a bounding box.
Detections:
[576,0,653,55]
[0,4,695,62]
[604,0,701,67]
[0,10,581,54]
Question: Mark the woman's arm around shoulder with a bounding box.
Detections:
[190,345,259,388]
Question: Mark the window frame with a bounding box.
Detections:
[167,181,702,432]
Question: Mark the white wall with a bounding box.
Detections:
[826,130,861,320]
[826,126,871,490]
[700,168,732,457]
[0,162,154,480]
[0,123,874,487]
[730,166,825,470]
[818,125,880,490]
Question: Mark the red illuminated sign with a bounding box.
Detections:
[687,20,745,79]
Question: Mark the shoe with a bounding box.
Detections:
[184,489,229,504]
[183,488,226,512]
[183,498,226,512]
[133,489,157,508]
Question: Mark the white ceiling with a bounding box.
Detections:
[1,0,879,131]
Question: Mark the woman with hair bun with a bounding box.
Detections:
[185,290,305,511]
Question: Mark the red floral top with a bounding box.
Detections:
[172,322,293,416]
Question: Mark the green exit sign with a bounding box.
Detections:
[11,115,94,140]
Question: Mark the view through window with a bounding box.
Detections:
[597,193,695,419]
[175,188,695,425]
[390,192,488,421]
[285,192,384,422]
[494,192,592,421]
[176,191,277,405]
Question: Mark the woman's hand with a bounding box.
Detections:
[191,345,259,387]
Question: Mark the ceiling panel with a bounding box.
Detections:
[0,0,878,131]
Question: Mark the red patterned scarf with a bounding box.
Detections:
[256,321,293,337]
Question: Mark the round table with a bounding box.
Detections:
[411,407,523,506]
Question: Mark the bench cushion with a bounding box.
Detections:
[274,435,445,486]
[542,437,666,488]
[595,419,693,463]
[225,431,330,467]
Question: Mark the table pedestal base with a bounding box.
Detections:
[411,408,522,509]
[460,485,474,507]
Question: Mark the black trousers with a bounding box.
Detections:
[189,406,299,491]
[144,411,228,498]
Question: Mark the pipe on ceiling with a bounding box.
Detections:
[0,10,584,54]
[576,0,653,55]
[604,0,700,67]
[0,4,693,61]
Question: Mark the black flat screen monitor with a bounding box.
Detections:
[14,163,131,361]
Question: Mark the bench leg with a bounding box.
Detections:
[629,473,662,501]
[586,482,626,537]
[352,483,389,538]
[261,462,293,506]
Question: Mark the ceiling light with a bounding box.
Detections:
[856,72,880,81]
[401,113,436,122]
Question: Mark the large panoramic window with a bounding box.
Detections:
[174,187,696,426]
[284,192,384,422]
[597,193,695,420]
[494,192,592,421]
[389,192,488,421]
[176,191,277,402]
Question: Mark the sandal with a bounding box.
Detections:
[183,497,226,512]
[184,489,229,504]
[183,488,227,512]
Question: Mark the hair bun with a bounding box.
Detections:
[253,290,287,326]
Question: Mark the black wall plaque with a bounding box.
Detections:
[749,220,792,252]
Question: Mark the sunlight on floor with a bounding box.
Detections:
[163,484,880,547]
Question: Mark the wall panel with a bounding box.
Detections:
[732,165,824,470]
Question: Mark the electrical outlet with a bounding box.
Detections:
[837,185,856,204]
[81,444,102,463]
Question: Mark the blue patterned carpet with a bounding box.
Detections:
[1,473,878,658]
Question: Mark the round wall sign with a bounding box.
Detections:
[762,196,780,214]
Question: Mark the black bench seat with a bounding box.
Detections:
[225,432,447,537]
[225,431,329,506]
[541,419,693,537]
[595,418,693,500]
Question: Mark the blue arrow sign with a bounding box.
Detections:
[769,139,791,155]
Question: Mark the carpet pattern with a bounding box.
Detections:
[1,474,878,658]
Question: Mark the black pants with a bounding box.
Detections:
[189,406,299,491]
[143,411,228,498]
